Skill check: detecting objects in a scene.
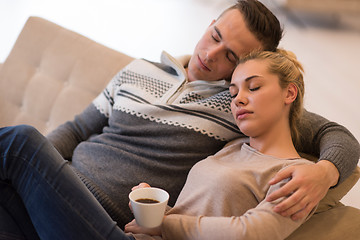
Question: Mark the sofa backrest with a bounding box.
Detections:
[0,16,134,135]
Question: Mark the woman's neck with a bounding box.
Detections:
[249,119,300,159]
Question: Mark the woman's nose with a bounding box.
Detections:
[234,92,248,106]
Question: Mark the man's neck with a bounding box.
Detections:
[185,67,195,82]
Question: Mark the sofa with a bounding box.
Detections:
[1,17,360,239]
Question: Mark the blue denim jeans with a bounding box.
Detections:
[0,125,133,240]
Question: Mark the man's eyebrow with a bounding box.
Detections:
[214,26,239,61]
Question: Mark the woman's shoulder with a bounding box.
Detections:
[282,157,315,170]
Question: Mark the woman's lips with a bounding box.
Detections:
[236,109,253,120]
[198,55,211,71]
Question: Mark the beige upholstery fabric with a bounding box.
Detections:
[316,166,360,213]
[286,167,360,240]
[285,0,360,15]
[300,153,360,213]
[0,16,359,239]
[287,204,360,240]
[0,16,133,135]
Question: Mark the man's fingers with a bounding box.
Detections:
[290,203,314,221]
[273,191,316,221]
[268,164,326,221]
[273,190,306,215]
[268,167,294,185]
[267,180,297,202]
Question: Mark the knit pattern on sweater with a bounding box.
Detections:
[93,57,240,142]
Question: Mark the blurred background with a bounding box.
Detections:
[0,0,359,208]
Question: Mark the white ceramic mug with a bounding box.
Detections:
[129,187,169,228]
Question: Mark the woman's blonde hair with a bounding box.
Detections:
[238,49,305,145]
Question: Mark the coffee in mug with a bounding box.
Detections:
[135,198,160,204]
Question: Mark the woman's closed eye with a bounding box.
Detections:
[249,86,260,92]
[230,87,260,98]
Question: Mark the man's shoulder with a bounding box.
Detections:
[123,57,180,78]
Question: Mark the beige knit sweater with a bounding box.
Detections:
[133,138,315,240]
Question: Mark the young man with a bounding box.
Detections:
[0,1,358,238]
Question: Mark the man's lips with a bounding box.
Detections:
[198,55,211,71]
[236,109,253,120]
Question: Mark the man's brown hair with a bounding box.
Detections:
[222,0,283,52]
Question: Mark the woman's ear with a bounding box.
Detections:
[284,83,298,105]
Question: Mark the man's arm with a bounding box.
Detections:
[296,109,359,183]
[47,104,108,159]
[47,65,128,159]
[267,109,360,220]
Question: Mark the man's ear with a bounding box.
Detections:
[284,83,298,105]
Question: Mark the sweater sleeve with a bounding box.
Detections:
[296,109,360,184]
[46,104,108,159]
[161,179,312,240]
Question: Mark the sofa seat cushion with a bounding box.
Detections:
[287,205,360,240]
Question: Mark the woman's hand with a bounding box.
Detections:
[124,219,162,236]
[266,160,339,220]
[131,182,151,191]
[129,182,152,212]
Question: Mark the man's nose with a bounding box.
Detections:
[206,45,223,61]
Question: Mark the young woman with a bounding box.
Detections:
[0,49,314,240]
[124,49,314,239]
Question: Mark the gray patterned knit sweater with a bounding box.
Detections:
[47,51,360,227]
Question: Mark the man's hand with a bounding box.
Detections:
[124,219,162,236]
[266,160,339,220]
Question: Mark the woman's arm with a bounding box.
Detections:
[159,179,312,240]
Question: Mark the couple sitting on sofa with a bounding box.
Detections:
[0,0,359,239]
